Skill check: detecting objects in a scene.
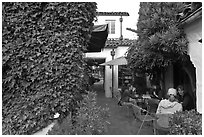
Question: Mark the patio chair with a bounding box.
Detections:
[153,113,172,135]
[132,104,155,123]
[114,89,121,102]
[132,104,156,135]
[121,102,134,117]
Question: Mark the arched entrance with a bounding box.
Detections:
[173,59,196,110]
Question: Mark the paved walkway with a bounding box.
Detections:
[94,82,154,135]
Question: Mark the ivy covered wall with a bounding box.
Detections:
[2,2,97,134]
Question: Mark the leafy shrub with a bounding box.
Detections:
[169,109,202,135]
[47,92,110,135]
[2,2,97,135]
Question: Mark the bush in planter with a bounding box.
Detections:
[47,91,110,135]
[169,109,202,135]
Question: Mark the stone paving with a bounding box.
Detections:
[94,82,154,135]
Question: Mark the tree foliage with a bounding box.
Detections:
[127,2,188,73]
[2,2,97,135]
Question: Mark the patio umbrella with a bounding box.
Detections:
[100,56,128,66]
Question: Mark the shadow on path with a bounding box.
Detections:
[93,82,154,135]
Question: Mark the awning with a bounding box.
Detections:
[84,57,105,66]
[100,56,127,66]
[86,24,108,52]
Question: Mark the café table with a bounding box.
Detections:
[134,95,150,113]
[134,94,160,114]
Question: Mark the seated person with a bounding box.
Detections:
[177,85,195,111]
[118,87,137,106]
[127,83,137,94]
[151,84,162,100]
[155,88,182,130]
[156,88,182,114]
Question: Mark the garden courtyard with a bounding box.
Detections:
[2,2,202,135]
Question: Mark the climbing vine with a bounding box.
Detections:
[2,2,97,135]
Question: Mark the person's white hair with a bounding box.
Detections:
[167,88,177,96]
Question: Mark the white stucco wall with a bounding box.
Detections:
[96,1,139,39]
[183,18,202,113]
[95,15,137,39]
[86,12,135,98]
[85,46,129,98]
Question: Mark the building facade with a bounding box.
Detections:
[165,3,202,113]
[85,12,136,98]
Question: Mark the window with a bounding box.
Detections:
[105,20,115,34]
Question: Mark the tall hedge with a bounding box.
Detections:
[2,2,97,135]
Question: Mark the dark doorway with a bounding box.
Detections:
[85,57,106,86]
[173,60,196,110]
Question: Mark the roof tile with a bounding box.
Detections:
[176,2,202,22]
[105,38,136,48]
[96,12,129,16]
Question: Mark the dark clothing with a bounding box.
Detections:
[118,89,137,105]
[178,94,194,111]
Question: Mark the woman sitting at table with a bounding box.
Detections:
[118,87,137,106]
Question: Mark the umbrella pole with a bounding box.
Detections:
[112,65,114,98]
[110,49,115,98]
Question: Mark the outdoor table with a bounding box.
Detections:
[131,94,152,108]
[136,94,158,114]
[142,94,151,99]
[135,97,147,113]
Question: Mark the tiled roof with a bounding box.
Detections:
[96,12,129,16]
[176,2,202,24]
[105,38,136,48]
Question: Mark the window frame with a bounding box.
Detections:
[105,19,116,34]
